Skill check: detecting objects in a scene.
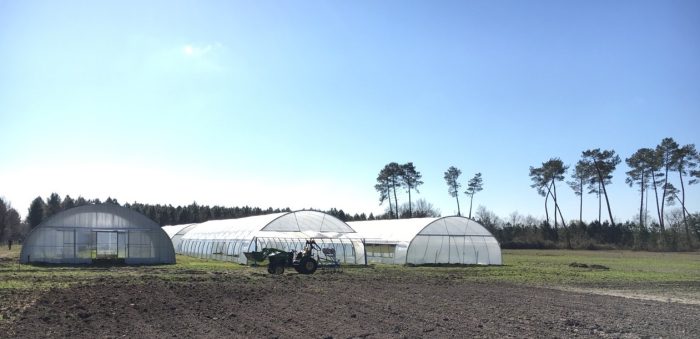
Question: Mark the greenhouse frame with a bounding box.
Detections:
[20,204,175,264]
[163,210,365,265]
[348,216,502,265]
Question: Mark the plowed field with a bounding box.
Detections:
[2,267,699,338]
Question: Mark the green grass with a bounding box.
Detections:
[0,246,250,290]
[351,249,700,288]
[484,249,699,285]
[1,246,698,294]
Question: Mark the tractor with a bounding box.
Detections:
[244,239,340,275]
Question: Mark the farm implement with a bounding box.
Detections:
[244,239,341,274]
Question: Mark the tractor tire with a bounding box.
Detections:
[298,257,318,274]
[268,263,285,275]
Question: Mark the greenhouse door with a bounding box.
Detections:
[95,231,124,260]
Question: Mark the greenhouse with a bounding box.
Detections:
[166,210,365,265]
[348,216,502,265]
[20,204,175,264]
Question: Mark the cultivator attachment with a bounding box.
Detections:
[318,247,342,273]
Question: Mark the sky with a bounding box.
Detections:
[1,0,698,223]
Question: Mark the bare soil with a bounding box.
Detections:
[1,269,698,338]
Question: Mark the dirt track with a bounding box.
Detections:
[2,269,699,338]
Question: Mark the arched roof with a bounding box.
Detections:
[348,216,495,243]
[261,211,354,232]
[418,216,494,236]
[162,223,196,239]
[180,210,355,240]
[39,203,160,229]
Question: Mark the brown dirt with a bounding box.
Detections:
[1,270,699,338]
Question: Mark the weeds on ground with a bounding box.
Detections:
[1,246,698,295]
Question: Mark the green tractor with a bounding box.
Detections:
[244,239,339,275]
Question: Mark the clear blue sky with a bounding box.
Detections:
[1,0,698,223]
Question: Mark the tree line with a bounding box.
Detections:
[474,206,699,252]
[21,193,298,230]
[4,192,399,242]
[528,137,699,249]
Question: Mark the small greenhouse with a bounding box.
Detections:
[20,204,175,264]
[348,216,502,265]
[167,210,365,264]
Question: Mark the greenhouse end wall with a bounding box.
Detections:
[350,217,502,265]
[20,204,175,265]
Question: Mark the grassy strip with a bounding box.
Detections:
[351,249,700,287]
[1,247,698,291]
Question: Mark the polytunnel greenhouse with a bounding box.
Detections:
[164,210,365,264]
[20,204,175,264]
[348,216,502,265]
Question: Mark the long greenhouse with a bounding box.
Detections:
[348,216,502,265]
[162,210,365,265]
[20,204,175,264]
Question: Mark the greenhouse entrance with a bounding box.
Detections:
[94,231,127,262]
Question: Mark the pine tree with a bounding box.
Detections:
[61,195,76,210]
[400,162,423,218]
[656,138,679,229]
[672,143,699,246]
[464,173,484,219]
[567,161,592,225]
[444,166,462,216]
[626,148,655,228]
[529,166,551,226]
[375,163,403,218]
[581,149,620,226]
[27,197,46,229]
[45,193,62,219]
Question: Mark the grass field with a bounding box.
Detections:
[1,246,698,303]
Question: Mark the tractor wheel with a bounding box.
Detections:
[268,263,285,275]
[298,257,318,274]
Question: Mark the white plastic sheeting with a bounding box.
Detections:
[163,224,192,239]
[20,204,175,264]
[349,217,502,265]
[168,211,365,264]
[162,223,197,252]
